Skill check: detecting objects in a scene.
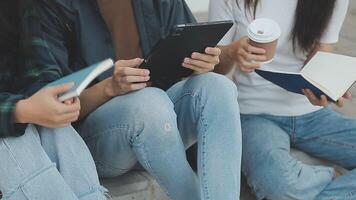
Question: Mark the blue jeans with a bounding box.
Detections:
[0,125,106,200]
[241,108,356,200]
[78,73,242,200]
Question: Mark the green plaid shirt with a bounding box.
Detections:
[0,0,54,137]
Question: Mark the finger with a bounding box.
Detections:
[63,99,73,105]
[48,82,75,95]
[336,97,345,107]
[242,41,266,54]
[115,58,144,68]
[319,95,329,106]
[60,101,81,113]
[343,91,352,99]
[184,58,215,70]
[242,50,267,62]
[239,57,261,69]
[127,83,147,91]
[190,53,219,65]
[116,66,150,77]
[57,111,80,123]
[120,75,150,84]
[303,89,320,105]
[205,47,221,56]
[182,63,208,74]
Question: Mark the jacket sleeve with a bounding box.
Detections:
[0,94,27,138]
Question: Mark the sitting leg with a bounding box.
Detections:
[78,87,200,200]
[39,125,106,200]
[241,114,333,200]
[0,125,78,200]
[167,73,242,200]
[291,108,356,200]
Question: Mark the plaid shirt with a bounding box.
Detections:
[0,0,58,137]
[0,0,195,137]
[0,0,26,137]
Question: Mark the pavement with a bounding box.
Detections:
[103,2,356,200]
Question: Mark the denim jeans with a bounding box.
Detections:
[241,108,356,200]
[78,73,242,200]
[0,125,106,200]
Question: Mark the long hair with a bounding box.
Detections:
[237,0,337,53]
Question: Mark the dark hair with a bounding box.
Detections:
[237,0,337,53]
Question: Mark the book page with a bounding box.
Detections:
[301,52,356,100]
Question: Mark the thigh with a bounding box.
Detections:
[295,108,356,168]
[78,87,176,177]
[0,125,77,200]
[241,115,291,174]
[241,115,296,199]
[39,126,102,196]
[166,72,238,149]
[0,125,50,190]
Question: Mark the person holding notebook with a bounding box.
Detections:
[0,1,107,199]
[211,0,356,199]
[22,0,242,199]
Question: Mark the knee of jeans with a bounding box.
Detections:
[124,88,174,117]
[188,72,238,100]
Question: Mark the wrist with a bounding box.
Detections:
[102,77,117,98]
[14,99,32,124]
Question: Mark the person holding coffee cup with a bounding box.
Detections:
[210,0,355,200]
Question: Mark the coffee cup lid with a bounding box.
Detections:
[247,18,281,43]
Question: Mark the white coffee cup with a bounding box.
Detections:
[247,18,281,64]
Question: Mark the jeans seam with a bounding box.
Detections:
[2,140,25,177]
[4,164,57,200]
[133,140,173,199]
[171,90,199,105]
[310,137,356,150]
[200,113,210,200]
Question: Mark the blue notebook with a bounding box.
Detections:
[255,69,328,99]
[255,52,356,102]
[46,59,114,101]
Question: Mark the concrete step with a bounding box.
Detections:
[101,171,169,200]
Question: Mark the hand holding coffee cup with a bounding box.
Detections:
[229,36,267,73]
[247,18,281,64]
[228,18,280,73]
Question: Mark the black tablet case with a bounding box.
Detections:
[140,20,233,90]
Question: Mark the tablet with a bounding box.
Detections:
[140,20,234,89]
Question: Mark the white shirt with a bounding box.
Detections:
[209,0,349,116]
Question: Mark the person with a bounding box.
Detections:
[0,1,107,199]
[210,0,356,199]
[23,0,243,199]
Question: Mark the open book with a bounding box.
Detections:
[46,59,114,101]
[255,52,356,102]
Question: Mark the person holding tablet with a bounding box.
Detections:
[0,1,107,200]
[22,0,242,199]
[211,0,356,199]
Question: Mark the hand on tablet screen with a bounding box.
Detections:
[182,47,221,75]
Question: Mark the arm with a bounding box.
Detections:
[27,0,150,119]
[78,59,150,119]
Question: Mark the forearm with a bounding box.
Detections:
[214,45,236,75]
[79,78,113,119]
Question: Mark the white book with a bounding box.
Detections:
[256,52,356,101]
